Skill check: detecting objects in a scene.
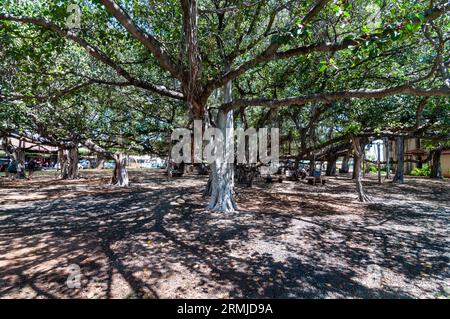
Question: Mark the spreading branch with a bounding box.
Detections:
[221,85,450,111]
[99,0,183,81]
[206,1,449,95]
[202,0,331,99]
[0,13,184,100]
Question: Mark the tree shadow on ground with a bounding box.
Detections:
[0,171,448,298]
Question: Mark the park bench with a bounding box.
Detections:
[285,169,300,181]
[305,176,326,185]
[265,175,283,183]
[305,170,326,185]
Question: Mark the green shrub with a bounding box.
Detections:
[369,165,378,173]
[367,164,386,173]
[410,164,430,177]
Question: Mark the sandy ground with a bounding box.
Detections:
[0,169,448,299]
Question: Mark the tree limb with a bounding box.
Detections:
[99,0,183,80]
[222,85,450,111]
[0,13,184,100]
[207,1,449,94]
[202,0,331,98]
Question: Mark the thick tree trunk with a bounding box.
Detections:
[208,109,237,212]
[82,139,127,186]
[13,148,26,179]
[325,155,337,176]
[203,119,213,196]
[204,172,213,196]
[58,147,69,179]
[352,151,357,180]
[417,156,423,169]
[362,151,367,177]
[166,137,173,178]
[416,139,422,169]
[299,128,307,159]
[430,148,443,179]
[385,138,391,179]
[235,164,256,187]
[352,137,371,202]
[180,162,187,175]
[1,137,26,179]
[309,155,316,176]
[393,137,405,183]
[207,71,237,212]
[112,153,129,187]
[67,146,79,179]
[340,152,350,173]
[59,146,79,180]
[96,152,105,169]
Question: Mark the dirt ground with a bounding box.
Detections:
[0,169,448,299]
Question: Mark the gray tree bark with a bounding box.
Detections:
[96,152,105,169]
[385,137,391,179]
[112,153,129,187]
[352,137,371,202]
[58,147,68,179]
[13,148,26,179]
[393,137,405,183]
[59,146,79,180]
[208,111,237,211]
[340,152,350,173]
[67,146,79,179]
[1,137,26,179]
[325,155,337,176]
[208,72,237,212]
[82,139,129,186]
[309,154,316,176]
[430,148,443,179]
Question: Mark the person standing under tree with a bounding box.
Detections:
[28,158,37,180]
[7,160,18,180]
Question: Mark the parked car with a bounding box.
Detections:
[104,161,115,169]
[0,158,11,172]
[54,162,84,170]
[79,160,90,169]
[25,162,43,171]
[141,162,162,169]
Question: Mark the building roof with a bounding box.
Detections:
[5,137,58,153]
